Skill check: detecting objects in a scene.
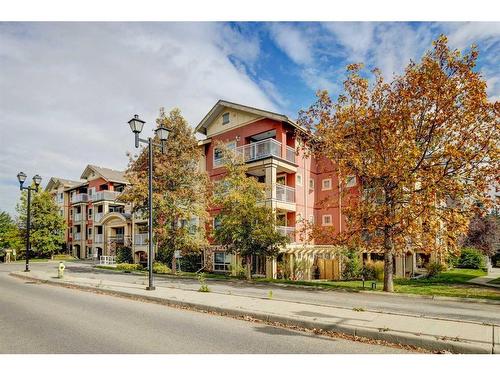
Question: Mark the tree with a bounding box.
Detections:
[298,36,499,292]
[121,108,209,270]
[16,188,65,258]
[0,211,22,251]
[463,213,499,256]
[213,145,289,280]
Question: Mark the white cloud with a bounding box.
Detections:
[268,23,313,65]
[322,22,375,62]
[444,22,500,49]
[0,22,276,215]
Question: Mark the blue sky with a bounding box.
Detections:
[0,22,499,215]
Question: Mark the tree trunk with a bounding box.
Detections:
[383,250,394,292]
[246,255,252,280]
[171,253,176,274]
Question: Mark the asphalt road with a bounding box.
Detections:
[0,264,409,354]
[26,261,500,325]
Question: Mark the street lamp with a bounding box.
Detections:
[127,114,170,291]
[17,172,42,272]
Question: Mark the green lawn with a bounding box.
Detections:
[256,269,500,301]
[12,258,49,263]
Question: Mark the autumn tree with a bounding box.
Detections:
[298,36,499,292]
[16,188,65,258]
[213,145,289,280]
[121,108,209,270]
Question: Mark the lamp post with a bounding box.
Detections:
[17,172,42,272]
[128,114,170,291]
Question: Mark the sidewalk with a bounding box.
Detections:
[10,269,499,354]
[469,268,500,289]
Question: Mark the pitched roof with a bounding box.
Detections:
[195,99,307,135]
[45,177,82,192]
[80,164,128,184]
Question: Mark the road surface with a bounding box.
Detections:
[0,264,409,353]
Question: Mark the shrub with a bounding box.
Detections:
[179,252,203,272]
[229,262,246,279]
[342,248,362,280]
[457,247,486,269]
[198,272,210,292]
[116,246,133,264]
[52,254,76,261]
[426,261,446,278]
[365,260,384,281]
[152,261,171,274]
[116,263,142,272]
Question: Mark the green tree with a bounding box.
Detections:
[0,211,22,251]
[213,145,289,280]
[16,188,65,258]
[121,108,209,270]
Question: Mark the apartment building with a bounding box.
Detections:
[196,100,421,279]
[46,165,150,266]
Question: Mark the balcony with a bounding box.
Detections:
[134,233,149,246]
[94,234,103,244]
[277,226,295,243]
[73,213,82,222]
[94,212,104,222]
[90,191,121,202]
[71,193,88,204]
[275,184,295,203]
[73,232,82,241]
[108,234,126,244]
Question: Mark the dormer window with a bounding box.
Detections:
[222,112,230,125]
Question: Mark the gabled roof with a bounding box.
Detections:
[80,165,128,184]
[195,99,307,136]
[45,177,82,192]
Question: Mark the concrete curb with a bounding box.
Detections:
[90,265,500,306]
[10,272,496,354]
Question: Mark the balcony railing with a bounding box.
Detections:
[236,138,281,163]
[73,213,82,222]
[73,232,82,241]
[94,212,104,222]
[71,193,88,204]
[286,146,296,163]
[90,191,121,202]
[134,233,149,246]
[275,184,295,203]
[99,256,115,265]
[277,226,295,242]
[94,234,103,243]
[108,234,127,244]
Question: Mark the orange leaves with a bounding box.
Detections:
[298,36,500,259]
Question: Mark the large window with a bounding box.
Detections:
[214,252,231,271]
[213,141,236,167]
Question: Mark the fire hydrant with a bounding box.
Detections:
[58,262,65,278]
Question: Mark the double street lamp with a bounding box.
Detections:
[128,115,170,291]
[16,172,42,272]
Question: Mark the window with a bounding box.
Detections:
[213,141,236,167]
[222,112,230,125]
[88,227,92,236]
[346,176,357,188]
[322,214,332,226]
[322,178,332,190]
[309,178,315,190]
[214,252,231,271]
[296,174,303,186]
[213,216,222,231]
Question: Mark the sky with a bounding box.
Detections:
[0,22,499,216]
